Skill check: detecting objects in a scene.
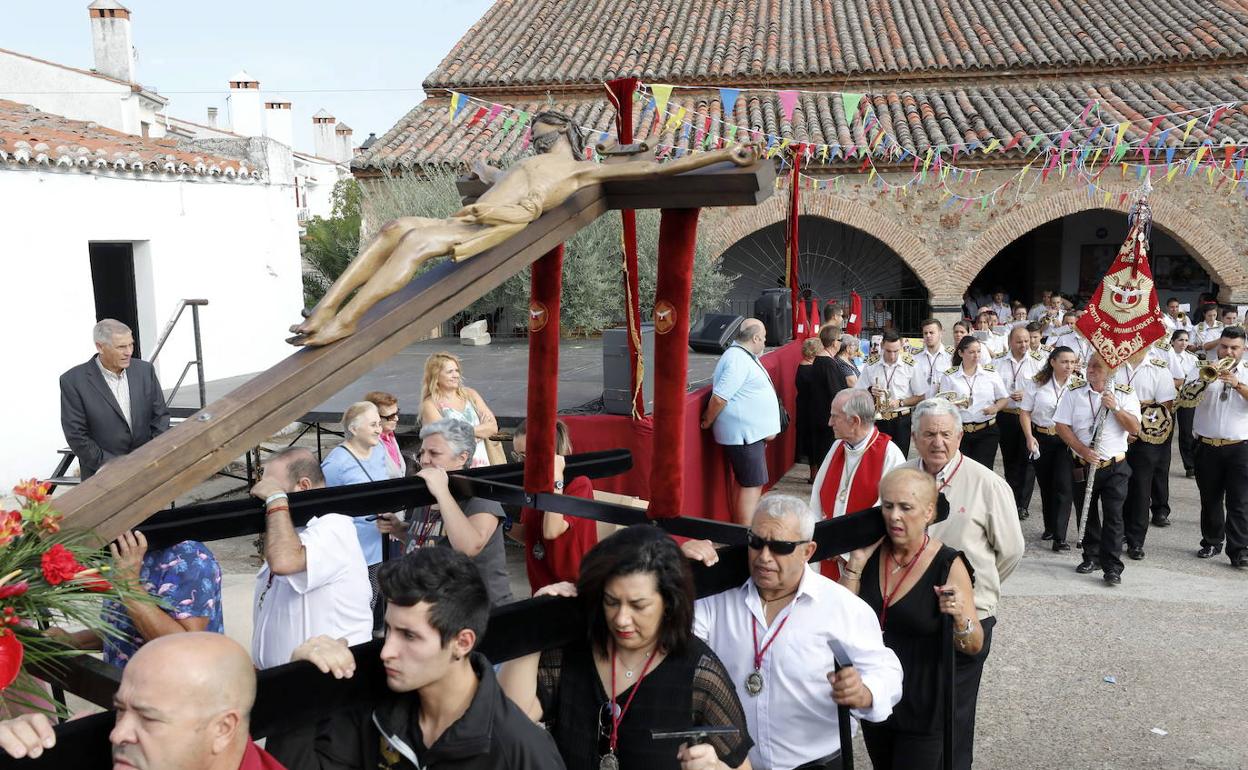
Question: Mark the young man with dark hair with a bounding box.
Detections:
[285,548,566,769]
[1192,326,1248,568]
[856,328,918,455]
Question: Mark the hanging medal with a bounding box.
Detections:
[746,613,791,696]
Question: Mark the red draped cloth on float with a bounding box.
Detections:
[523,245,563,494]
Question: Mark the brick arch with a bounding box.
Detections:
[705,191,942,294]
[955,188,1245,300]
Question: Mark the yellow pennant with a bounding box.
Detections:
[1194,144,1209,165]
[984,138,1001,154]
[1182,118,1197,142]
[1166,163,1181,182]
[1103,190,1112,205]
[650,84,674,118]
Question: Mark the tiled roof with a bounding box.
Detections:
[424,0,1248,89]
[355,73,1248,170]
[0,100,259,180]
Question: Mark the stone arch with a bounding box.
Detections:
[956,188,1244,301]
[705,190,943,295]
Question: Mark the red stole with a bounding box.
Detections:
[817,428,893,579]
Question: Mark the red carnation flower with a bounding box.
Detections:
[40,544,84,586]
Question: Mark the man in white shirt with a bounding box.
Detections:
[855,330,918,455]
[1168,329,1200,478]
[908,318,953,400]
[904,398,1023,770]
[988,291,1012,326]
[995,326,1045,521]
[694,494,902,770]
[1192,326,1248,568]
[1054,355,1142,585]
[1050,311,1092,365]
[1161,297,1194,334]
[249,447,372,669]
[1116,346,1178,556]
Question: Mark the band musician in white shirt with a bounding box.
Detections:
[694,494,903,770]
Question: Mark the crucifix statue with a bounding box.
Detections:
[289,110,760,346]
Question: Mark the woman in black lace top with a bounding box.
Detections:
[499,526,753,770]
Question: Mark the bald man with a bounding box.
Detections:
[0,633,284,769]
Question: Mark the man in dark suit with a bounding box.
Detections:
[60,319,170,478]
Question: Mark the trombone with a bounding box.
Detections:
[1176,357,1237,407]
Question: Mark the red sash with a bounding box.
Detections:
[817,429,893,579]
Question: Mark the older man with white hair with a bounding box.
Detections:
[694,493,903,770]
[904,398,1024,770]
[810,389,906,579]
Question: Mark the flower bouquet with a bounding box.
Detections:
[0,480,150,713]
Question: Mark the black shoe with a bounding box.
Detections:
[1018,507,1030,521]
[1231,553,1248,569]
[1151,516,1171,527]
[1128,546,1145,561]
[1185,469,1196,478]
[1103,572,1122,586]
[1076,559,1101,574]
[1053,540,1071,552]
[1198,544,1223,559]
[1041,531,1054,541]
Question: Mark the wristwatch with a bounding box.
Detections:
[554,479,565,491]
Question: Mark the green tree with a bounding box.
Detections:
[300,178,363,307]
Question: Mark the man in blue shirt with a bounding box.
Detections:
[701,318,782,525]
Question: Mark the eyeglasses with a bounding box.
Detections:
[379,411,399,422]
[746,533,808,555]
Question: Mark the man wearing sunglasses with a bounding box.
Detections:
[903,398,1023,770]
[694,494,902,770]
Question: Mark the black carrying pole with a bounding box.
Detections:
[942,613,956,770]
[834,659,855,768]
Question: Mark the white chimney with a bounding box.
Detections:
[335,122,354,163]
[227,69,263,136]
[206,107,218,128]
[88,0,136,83]
[312,108,336,159]
[264,101,293,147]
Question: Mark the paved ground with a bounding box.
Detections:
[70,441,1247,768]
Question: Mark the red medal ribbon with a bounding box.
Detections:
[607,646,657,756]
[751,612,792,673]
[879,533,930,630]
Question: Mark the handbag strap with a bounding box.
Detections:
[339,445,375,482]
[732,344,776,387]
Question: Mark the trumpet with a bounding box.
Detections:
[934,391,971,409]
[1176,357,1237,407]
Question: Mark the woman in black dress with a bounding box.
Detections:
[499,526,753,770]
[810,326,849,470]
[839,468,981,769]
[795,338,824,482]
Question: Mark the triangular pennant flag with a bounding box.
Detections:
[1079,100,1098,124]
[1024,134,1043,154]
[514,111,529,134]
[842,92,864,125]
[778,90,800,123]
[651,84,674,119]
[468,106,487,126]
[1165,145,1177,165]
[486,104,503,124]
[1182,118,1197,142]
[720,88,740,118]
[448,91,464,120]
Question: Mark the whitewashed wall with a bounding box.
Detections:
[0,167,303,486]
[0,50,164,137]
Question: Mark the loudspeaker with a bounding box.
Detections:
[687,314,745,354]
[603,324,654,416]
[754,288,792,346]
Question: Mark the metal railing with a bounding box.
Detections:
[150,299,209,409]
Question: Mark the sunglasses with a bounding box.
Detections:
[378,411,399,421]
[746,533,808,555]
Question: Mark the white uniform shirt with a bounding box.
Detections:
[1193,360,1248,441]
[993,351,1044,408]
[938,364,1010,424]
[1050,330,1092,362]
[809,429,907,519]
[95,358,131,429]
[910,347,953,398]
[1114,358,1177,405]
[1021,375,1078,429]
[902,453,1024,618]
[252,514,373,669]
[978,332,1008,359]
[989,302,1012,323]
[854,358,915,403]
[1169,348,1198,385]
[1193,322,1225,358]
[1162,314,1194,334]
[694,572,903,770]
[1053,384,1142,459]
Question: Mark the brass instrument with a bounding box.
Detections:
[1176,357,1237,407]
[872,376,891,419]
[934,391,971,409]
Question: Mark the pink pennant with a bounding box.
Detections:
[778,90,800,123]
[486,104,503,124]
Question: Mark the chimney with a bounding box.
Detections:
[312,108,336,160]
[227,69,263,136]
[264,101,293,147]
[88,0,136,83]
[335,122,354,163]
[206,107,218,128]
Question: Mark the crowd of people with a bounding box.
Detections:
[7,294,1244,768]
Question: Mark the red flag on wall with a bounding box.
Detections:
[1074,197,1167,369]
[846,292,863,336]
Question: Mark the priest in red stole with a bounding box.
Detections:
[809,388,906,579]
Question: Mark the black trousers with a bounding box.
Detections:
[961,423,999,470]
[1177,406,1196,472]
[1150,430,1175,522]
[1073,459,1131,575]
[878,414,912,457]
[1033,432,1074,541]
[1194,441,1248,559]
[997,411,1035,510]
[952,615,995,770]
[862,722,942,770]
[1123,438,1169,549]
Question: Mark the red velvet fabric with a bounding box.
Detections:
[648,208,701,518]
[524,245,564,494]
[846,291,863,336]
[787,146,803,339]
[605,77,645,417]
[565,341,803,522]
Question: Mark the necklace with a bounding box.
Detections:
[602,645,658,768]
[615,645,656,679]
[879,534,930,630]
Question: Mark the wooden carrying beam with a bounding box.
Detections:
[52,163,775,541]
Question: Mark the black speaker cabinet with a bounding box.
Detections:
[687,314,745,354]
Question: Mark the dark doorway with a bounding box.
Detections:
[89,242,141,356]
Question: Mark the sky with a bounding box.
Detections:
[0,0,494,152]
